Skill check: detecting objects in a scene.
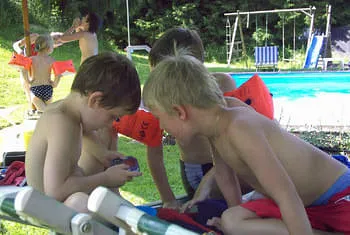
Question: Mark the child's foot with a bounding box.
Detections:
[26,110,36,116]
[24,109,41,120]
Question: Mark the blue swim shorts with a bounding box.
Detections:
[311,169,350,206]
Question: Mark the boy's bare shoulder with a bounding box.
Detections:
[38,102,79,131]
[227,107,267,136]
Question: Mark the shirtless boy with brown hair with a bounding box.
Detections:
[142,52,350,234]
[25,52,142,212]
[56,11,100,64]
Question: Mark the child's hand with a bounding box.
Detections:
[104,163,142,187]
[180,197,203,213]
[206,217,222,231]
[163,200,182,211]
[99,153,124,168]
[72,17,81,28]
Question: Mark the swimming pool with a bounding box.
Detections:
[231,71,350,100]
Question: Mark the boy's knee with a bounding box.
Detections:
[221,207,241,233]
[221,206,254,235]
[64,192,89,213]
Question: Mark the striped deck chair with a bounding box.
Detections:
[88,187,199,235]
[255,46,278,71]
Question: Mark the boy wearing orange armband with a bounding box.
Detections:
[26,35,62,112]
[12,33,39,113]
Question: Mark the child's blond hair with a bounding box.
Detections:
[35,34,53,52]
[143,50,225,115]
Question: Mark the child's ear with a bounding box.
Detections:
[172,105,187,121]
[88,91,104,109]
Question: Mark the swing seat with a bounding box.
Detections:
[255,46,278,71]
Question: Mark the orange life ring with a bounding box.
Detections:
[224,74,274,119]
[113,109,163,147]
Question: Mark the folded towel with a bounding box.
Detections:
[0,161,26,186]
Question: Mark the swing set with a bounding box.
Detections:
[224,6,316,68]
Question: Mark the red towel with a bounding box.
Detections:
[0,161,26,186]
[157,208,219,234]
[241,187,350,234]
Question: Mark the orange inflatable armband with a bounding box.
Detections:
[224,74,274,119]
[52,60,76,77]
[113,109,163,147]
[8,53,32,70]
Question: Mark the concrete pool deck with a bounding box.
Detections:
[274,93,350,131]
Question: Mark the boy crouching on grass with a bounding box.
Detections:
[142,51,350,235]
[25,52,142,212]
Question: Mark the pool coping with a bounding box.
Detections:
[283,124,350,132]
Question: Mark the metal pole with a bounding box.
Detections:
[307,6,316,51]
[324,4,332,58]
[224,7,312,16]
[293,16,296,61]
[227,15,239,66]
[265,14,268,46]
[325,5,331,38]
[238,14,247,68]
[126,0,131,47]
[22,0,31,56]
[282,16,285,60]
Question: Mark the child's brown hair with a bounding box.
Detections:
[149,27,204,67]
[72,52,141,113]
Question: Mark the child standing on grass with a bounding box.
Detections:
[142,52,350,234]
[25,52,142,213]
[13,33,39,113]
[56,12,101,64]
[26,35,61,112]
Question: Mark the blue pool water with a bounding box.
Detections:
[230,71,350,100]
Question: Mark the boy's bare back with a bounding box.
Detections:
[26,99,83,194]
[30,55,55,86]
[214,106,348,206]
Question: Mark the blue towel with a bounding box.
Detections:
[136,205,157,216]
[332,155,350,168]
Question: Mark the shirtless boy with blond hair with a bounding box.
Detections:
[142,52,350,234]
[57,11,100,64]
[26,52,142,212]
[27,35,61,111]
[147,28,253,210]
